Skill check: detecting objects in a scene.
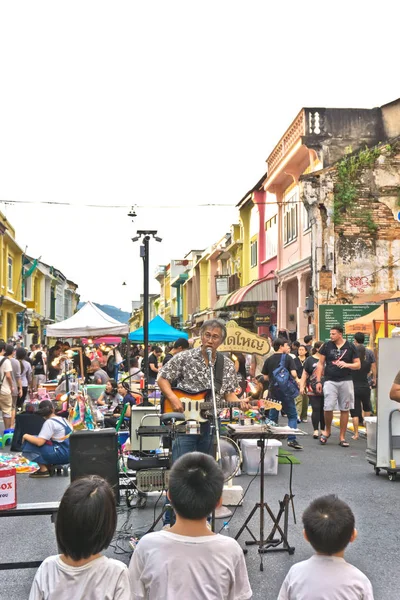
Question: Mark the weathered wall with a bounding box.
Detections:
[302,144,400,307]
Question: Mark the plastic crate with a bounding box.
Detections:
[241,438,282,475]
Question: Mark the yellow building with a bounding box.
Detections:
[0,213,26,341]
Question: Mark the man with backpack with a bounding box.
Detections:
[259,337,303,450]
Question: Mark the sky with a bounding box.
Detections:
[0,1,399,312]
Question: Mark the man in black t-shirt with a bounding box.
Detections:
[148,346,163,385]
[260,337,302,450]
[162,338,190,366]
[315,325,360,447]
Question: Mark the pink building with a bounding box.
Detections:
[261,106,386,341]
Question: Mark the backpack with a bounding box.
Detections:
[33,352,44,370]
[106,353,116,377]
[272,353,299,401]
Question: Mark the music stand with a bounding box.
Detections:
[228,424,298,572]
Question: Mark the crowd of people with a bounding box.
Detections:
[0,319,379,598]
[255,326,376,449]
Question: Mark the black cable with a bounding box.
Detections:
[217,455,262,534]
[153,488,165,525]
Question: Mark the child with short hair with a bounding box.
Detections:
[29,476,131,600]
[278,494,374,599]
[129,451,252,599]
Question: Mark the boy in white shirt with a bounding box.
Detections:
[129,451,252,600]
[278,494,374,600]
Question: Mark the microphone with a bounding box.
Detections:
[206,348,212,362]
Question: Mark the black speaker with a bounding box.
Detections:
[69,428,119,503]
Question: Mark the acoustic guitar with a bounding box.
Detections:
[163,389,282,423]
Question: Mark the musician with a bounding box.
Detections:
[158,319,247,461]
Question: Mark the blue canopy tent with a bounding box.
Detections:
[128,315,189,343]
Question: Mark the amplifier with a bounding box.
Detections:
[137,426,168,437]
[131,406,161,451]
[70,428,119,503]
[136,469,170,493]
[127,453,170,471]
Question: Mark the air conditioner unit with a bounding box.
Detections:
[305,296,314,312]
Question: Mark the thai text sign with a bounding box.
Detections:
[194,321,270,355]
[319,304,377,344]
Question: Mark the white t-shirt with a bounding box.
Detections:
[278,554,374,600]
[29,554,131,600]
[21,359,33,387]
[0,356,13,395]
[38,417,70,441]
[129,530,252,600]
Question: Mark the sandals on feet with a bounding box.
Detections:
[320,434,330,445]
[339,440,350,447]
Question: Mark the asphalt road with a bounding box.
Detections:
[0,424,396,600]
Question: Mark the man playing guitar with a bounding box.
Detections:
[158,319,248,462]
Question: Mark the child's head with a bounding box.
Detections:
[56,475,117,561]
[168,452,224,520]
[303,495,356,555]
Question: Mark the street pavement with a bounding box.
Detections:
[0,422,396,600]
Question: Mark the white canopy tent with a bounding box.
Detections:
[46,301,129,338]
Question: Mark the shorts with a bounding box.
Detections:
[0,393,13,417]
[350,388,372,419]
[323,380,354,411]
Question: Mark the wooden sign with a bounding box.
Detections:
[194,320,270,355]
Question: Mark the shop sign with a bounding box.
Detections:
[215,276,229,296]
[318,304,377,344]
[27,325,38,334]
[237,316,254,329]
[193,320,270,355]
[254,314,271,326]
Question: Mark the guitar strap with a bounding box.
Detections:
[213,352,224,396]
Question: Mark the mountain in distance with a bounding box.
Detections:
[78,302,130,324]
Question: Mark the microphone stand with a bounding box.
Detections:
[207,348,231,529]
[207,348,222,466]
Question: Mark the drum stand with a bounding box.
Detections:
[234,434,295,571]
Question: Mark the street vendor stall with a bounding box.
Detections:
[128,315,188,343]
[345,293,400,343]
[46,301,129,338]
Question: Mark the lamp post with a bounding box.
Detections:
[132,230,162,406]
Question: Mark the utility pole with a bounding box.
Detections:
[132,230,162,406]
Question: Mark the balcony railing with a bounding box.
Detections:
[266,108,326,176]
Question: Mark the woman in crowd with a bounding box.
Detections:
[129,357,144,382]
[97,379,120,412]
[300,341,325,439]
[233,352,247,397]
[103,382,141,428]
[350,343,373,440]
[22,399,71,478]
[16,347,32,409]
[294,344,309,422]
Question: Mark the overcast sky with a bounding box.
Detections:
[0,1,398,312]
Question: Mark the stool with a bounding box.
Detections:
[0,430,14,448]
[54,464,69,476]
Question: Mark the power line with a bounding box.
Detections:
[0,198,307,209]
[0,199,238,209]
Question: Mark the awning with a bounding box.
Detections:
[227,274,277,306]
[214,292,235,310]
[345,294,400,335]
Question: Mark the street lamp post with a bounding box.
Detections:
[132,230,162,406]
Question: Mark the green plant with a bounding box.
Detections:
[333,146,381,233]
